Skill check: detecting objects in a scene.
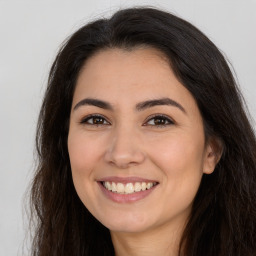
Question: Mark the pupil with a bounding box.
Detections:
[93,117,103,124]
[155,118,165,125]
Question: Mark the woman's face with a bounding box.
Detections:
[68,48,216,234]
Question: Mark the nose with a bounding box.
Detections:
[104,126,146,169]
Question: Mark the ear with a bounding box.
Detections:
[203,137,223,174]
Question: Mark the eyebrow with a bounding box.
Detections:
[73,98,113,111]
[73,97,186,113]
[135,98,186,113]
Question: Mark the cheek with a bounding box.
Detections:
[67,132,105,207]
[68,132,104,175]
[147,134,205,214]
[67,132,106,207]
[147,132,205,204]
[149,133,205,171]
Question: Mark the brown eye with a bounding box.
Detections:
[154,117,167,125]
[145,115,174,127]
[92,117,105,124]
[81,115,110,125]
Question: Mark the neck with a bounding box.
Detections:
[110,221,185,256]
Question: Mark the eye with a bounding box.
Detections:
[80,114,110,126]
[144,115,174,127]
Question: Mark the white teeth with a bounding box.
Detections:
[105,181,111,190]
[147,182,153,189]
[111,182,117,192]
[125,183,134,194]
[103,181,157,194]
[134,182,141,192]
[116,183,125,193]
[141,182,146,191]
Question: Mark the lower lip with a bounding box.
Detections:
[98,182,158,203]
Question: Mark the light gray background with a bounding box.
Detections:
[0,0,255,255]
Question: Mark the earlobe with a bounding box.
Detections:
[203,138,223,174]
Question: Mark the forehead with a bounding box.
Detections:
[77,47,171,86]
[73,47,196,112]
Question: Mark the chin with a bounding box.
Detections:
[108,223,150,234]
[98,211,155,233]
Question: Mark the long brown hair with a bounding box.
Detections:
[30,7,256,255]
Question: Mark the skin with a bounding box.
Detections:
[68,47,219,256]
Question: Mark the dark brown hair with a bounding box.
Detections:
[30,7,256,256]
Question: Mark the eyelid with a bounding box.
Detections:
[79,113,174,127]
[80,114,111,125]
[143,114,175,126]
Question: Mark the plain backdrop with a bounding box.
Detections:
[0,0,255,255]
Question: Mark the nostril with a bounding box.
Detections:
[104,148,146,168]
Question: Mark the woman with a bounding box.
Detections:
[30,7,256,256]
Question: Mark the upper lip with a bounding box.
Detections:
[98,176,158,184]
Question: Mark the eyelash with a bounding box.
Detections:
[80,114,110,126]
[144,114,174,127]
[80,114,174,128]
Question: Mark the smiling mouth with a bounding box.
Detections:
[101,181,158,194]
